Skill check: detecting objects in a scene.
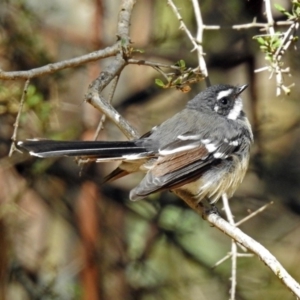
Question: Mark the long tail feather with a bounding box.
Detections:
[17,140,148,158]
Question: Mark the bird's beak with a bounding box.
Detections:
[236,84,248,96]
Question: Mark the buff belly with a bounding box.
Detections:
[177,154,250,203]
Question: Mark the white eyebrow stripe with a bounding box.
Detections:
[217,89,233,100]
[228,97,243,120]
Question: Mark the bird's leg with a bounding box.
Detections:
[197,198,220,220]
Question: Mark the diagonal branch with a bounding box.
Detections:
[173,189,300,299]
[84,0,139,140]
[0,44,119,80]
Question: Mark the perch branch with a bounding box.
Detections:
[173,189,300,298]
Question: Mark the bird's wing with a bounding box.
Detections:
[130,129,244,201]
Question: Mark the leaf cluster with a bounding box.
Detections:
[155,60,204,93]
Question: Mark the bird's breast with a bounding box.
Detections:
[175,153,250,204]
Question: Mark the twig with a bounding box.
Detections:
[254,66,270,73]
[222,194,237,300]
[93,75,120,140]
[0,45,119,80]
[213,253,253,269]
[235,201,273,227]
[191,0,209,81]
[212,253,231,269]
[86,0,139,140]
[264,0,275,35]
[264,0,282,96]
[173,189,300,298]
[9,79,30,156]
[167,0,198,50]
[127,58,181,70]
[207,21,294,30]
[86,54,138,140]
[117,0,137,42]
[275,22,299,61]
[167,0,209,84]
[233,20,274,30]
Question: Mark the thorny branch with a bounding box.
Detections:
[254,0,300,95]
[167,0,209,86]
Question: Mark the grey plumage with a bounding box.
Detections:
[18,84,253,204]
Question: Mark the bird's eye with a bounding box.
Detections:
[220,97,228,105]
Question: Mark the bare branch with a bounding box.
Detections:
[85,53,139,140]
[264,0,275,35]
[93,75,120,140]
[191,0,209,82]
[117,0,137,41]
[85,0,139,139]
[167,0,208,83]
[0,45,119,80]
[235,201,274,227]
[9,79,30,156]
[173,189,300,298]
[263,0,284,96]
[127,58,181,70]
[275,22,299,61]
[222,194,237,300]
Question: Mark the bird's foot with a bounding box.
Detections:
[197,199,220,220]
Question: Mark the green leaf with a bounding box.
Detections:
[133,48,145,54]
[178,59,186,69]
[155,78,165,88]
[27,94,42,107]
[255,37,265,45]
[274,3,286,13]
[175,59,186,69]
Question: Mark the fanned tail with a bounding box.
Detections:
[17,140,149,159]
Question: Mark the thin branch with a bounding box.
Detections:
[191,0,209,81]
[264,0,282,96]
[0,44,119,80]
[86,0,138,140]
[208,21,294,30]
[85,54,139,140]
[117,0,137,41]
[127,58,181,70]
[274,22,299,61]
[167,0,208,83]
[264,0,275,35]
[85,0,137,98]
[9,79,30,156]
[173,189,300,298]
[235,201,273,227]
[222,194,237,300]
[212,253,232,269]
[233,20,274,30]
[93,75,120,140]
[254,66,270,73]
[213,253,253,269]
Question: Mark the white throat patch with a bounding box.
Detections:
[227,97,242,120]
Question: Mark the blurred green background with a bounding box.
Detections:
[1,0,300,299]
